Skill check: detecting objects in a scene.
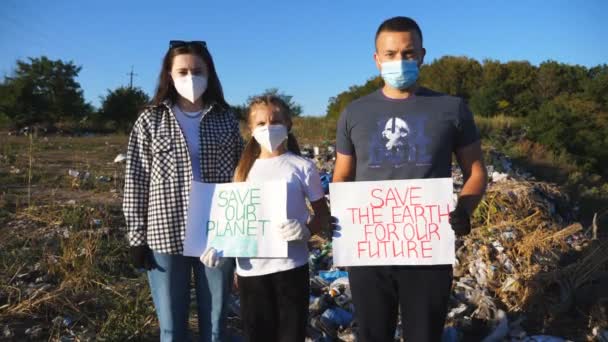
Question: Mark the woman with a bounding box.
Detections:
[123,40,242,341]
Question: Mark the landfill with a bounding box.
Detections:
[2,144,606,341]
[224,145,608,341]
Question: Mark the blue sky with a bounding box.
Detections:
[0,0,606,116]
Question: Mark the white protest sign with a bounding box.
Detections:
[183,181,288,258]
[329,178,455,266]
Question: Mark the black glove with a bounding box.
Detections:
[130,245,154,271]
[329,216,342,238]
[449,206,471,237]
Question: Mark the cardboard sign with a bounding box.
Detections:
[183,181,287,258]
[329,178,455,266]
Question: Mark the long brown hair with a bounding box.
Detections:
[234,95,301,182]
[151,42,229,109]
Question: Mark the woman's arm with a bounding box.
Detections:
[123,118,152,247]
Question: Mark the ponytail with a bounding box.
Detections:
[234,138,261,182]
[286,132,301,156]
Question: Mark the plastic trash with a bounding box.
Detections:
[523,336,566,342]
[3,325,13,338]
[491,171,509,183]
[113,153,127,163]
[442,326,460,342]
[68,169,80,178]
[481,310,508,342]
[321,307,353,327]
[308,243,333,273]
[334,294,350,307]
[309,295,330,315]
[319,172,331,194]
[318,270,348,283]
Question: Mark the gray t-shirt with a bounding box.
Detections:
[336,87,480,181]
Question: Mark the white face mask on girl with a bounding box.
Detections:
[253,124,288,153]
[173,75,208,103]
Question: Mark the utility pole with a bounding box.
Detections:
[127,65,138,88]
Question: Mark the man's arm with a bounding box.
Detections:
[332,152,356,182]
[454,140,487,216]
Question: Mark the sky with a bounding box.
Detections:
[0,0,606,116]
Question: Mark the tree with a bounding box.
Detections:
[418,56,482,100]
[534,61,587,101]
[0,56,91,128]
[233,88,303,121]
[583,64,608,110]
[251,88,303,117]
[99,86,149,132]
[527,93,608,176]
[325,77,383,119]
[230,104,247,121]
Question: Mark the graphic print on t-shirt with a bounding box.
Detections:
[368,115,432,169]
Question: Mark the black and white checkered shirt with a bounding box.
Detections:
[123,101,243,254]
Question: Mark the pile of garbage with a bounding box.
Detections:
[449,178,607,341]
[279,145,607,341]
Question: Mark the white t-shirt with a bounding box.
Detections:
[172,105,208,181]
[236,152,325,277]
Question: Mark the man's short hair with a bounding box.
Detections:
[375,16,423,47]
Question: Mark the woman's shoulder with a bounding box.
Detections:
[132,104,169,127]
[137,103,168,119]
[208,103,239,121]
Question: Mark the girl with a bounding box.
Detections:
[200,95,330,342]
[123,40,242,342]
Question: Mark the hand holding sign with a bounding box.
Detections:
[276,219,311,241]
[200,247,220,268]
[183,181,288,258]
[329,178,455,267]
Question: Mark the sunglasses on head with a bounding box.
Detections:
[169,40,207,49]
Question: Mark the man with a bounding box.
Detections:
[333,16,487,341]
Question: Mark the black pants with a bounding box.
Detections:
[238,265,309,342]
[349,265,453,342]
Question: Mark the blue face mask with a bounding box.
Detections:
[380,59,419,90]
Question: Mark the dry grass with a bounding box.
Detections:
[0,133,160,340]
[459,179,607,339]
[475,114,523,137]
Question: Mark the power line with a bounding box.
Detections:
[127,65,138,88]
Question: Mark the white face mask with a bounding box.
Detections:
[172,75,208,103]
[253,124,288,153]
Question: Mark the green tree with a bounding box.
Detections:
[527,93,608,175]
[231,104,247,121]
[99,86,149,132]
[534,61,587,101]
[583,64,608,110]
[0,56,91,128]
[250,88,303,117]
[325,76,383,119]
[418,56,482,100]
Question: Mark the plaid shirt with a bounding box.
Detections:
[123,101,243,254]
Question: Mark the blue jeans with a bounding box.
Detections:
[147,251,234,342]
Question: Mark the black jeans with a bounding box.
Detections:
[349,265,453,342]
[238,265,309,342]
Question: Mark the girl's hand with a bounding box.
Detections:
[200,247,221,268]
[276,219,311,241]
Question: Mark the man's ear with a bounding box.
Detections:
[419,48,426,66]
[374,52,382,71]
